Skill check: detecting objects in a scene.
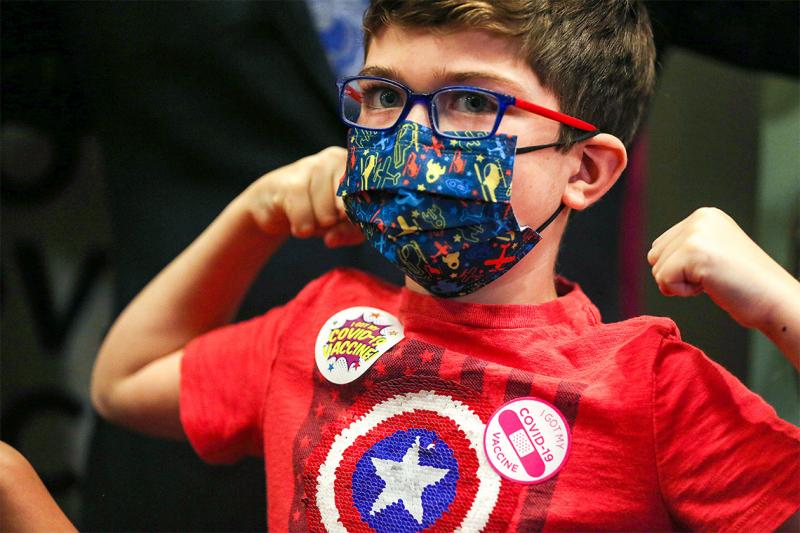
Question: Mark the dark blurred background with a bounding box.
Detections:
[2,1,798,530]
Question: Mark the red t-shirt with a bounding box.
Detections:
[180,268,799,532]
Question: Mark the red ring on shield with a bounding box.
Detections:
[333,409,479,531]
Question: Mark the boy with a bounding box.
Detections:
[92,0,799,530]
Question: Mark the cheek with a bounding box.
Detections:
[509,158,563,227]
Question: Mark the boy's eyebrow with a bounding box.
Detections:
[357,66,528,97]
[359,65,405,82]
[440,70,528,96]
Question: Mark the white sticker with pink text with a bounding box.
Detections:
[483,397,571,484]
[315,307,404,385]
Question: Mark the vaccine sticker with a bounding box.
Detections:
[315,307,404,385]
[483,397,571,484]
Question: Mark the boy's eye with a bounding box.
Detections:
[363,86,404,108]
[448,91,498,114]
[378,89,402,107]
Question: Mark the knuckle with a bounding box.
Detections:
[283,192,307,216]
[320,147,347,169]
[316,206,337,225]
[286,174,309,195]
[684,234,705,255]
[693,206,725,223]
[321,145,343,156]
[693,206,714,218]
[321,145,346,158]
[651,264,660,279]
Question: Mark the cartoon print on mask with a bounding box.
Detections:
[431,241,461,272]
[448,149,466,174]
[394,216,420,239]
[398,240,431,280]
[404,152,420,178]
[393,123,418,170]
[474,161,506,202]
[376,157,403,189]
[419,205,446,230]
[425,160,447,184]
[360,153,378,190]
[444,252,460,270]
[339,121,560,297]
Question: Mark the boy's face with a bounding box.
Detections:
[362,25,583,232]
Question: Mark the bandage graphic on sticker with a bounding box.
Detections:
[498,409,545,477]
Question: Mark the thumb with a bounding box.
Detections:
[660,280,703,297]
[323,220,365,248]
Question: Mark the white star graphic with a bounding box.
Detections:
[369,437,449,524]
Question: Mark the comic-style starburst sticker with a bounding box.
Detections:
[315,307,405,385]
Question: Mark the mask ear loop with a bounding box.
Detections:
[516,130,598,236]
[517,202,565,241]
[534,203,566,234]
[515,129,601,155]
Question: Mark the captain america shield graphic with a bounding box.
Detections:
[304,377,519,532]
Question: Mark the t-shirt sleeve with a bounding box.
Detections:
[653,337,800,531]
[180,306,286,464]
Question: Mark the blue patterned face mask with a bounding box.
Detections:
[338,121,566,297]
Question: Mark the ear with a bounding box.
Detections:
[562,133,627,211]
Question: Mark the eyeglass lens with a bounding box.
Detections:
[341,78,501,138]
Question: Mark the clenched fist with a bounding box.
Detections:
[243,146,364,248]
[648,207,800,368]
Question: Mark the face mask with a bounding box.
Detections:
[337,120,564,297]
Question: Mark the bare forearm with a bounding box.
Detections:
[0,442,76,533]
[92,195,282,411]
[756,273,800,370]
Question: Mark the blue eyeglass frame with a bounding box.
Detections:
[336,75,598,140]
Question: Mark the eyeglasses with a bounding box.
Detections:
[337,75,597,141]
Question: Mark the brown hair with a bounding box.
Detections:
[362,0,656,148]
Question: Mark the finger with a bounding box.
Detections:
[282,179,316,238]
[323,220,364,248]
[650,211,705,279]
[647,216,688,266]
[251,187,290,234]
[650,225,686,279]
[308,161,339,229]
[652,240,705,297]
[654,251,704,297]
[660,279,703,298]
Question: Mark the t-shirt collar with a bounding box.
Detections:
[398,277,601,330]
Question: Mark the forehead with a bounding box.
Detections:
[363,25,553,104]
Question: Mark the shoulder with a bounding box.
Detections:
[555,278,681,354]
[577,314,682,366]
[603,314,681,343]
[594,314,739,379]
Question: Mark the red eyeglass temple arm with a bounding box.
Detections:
[344,85,362,103]
[514,97,597,132]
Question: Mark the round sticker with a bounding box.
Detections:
[315,306,404,385]
[483,397,571,484]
